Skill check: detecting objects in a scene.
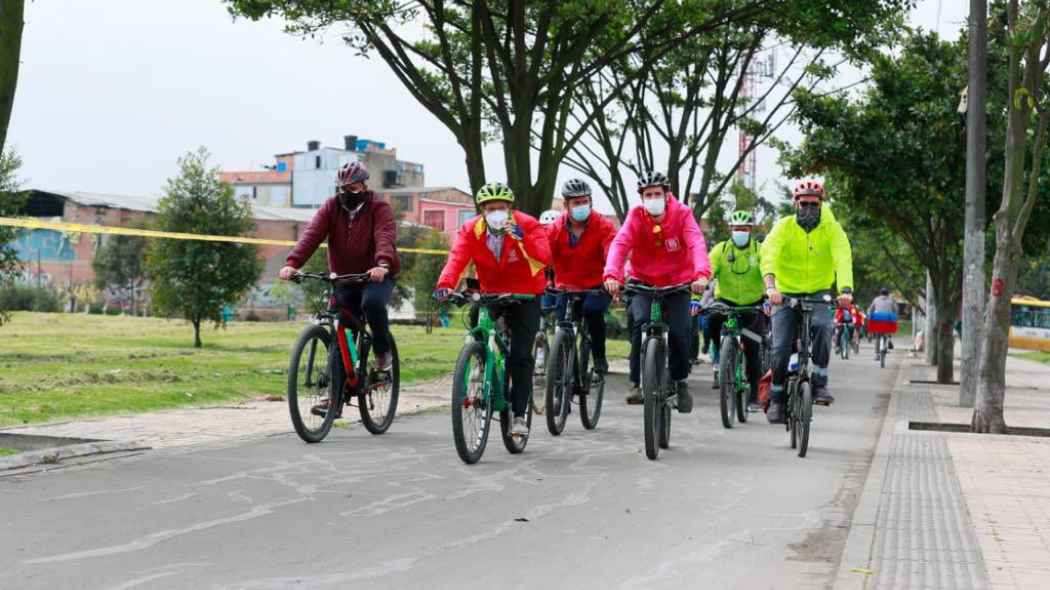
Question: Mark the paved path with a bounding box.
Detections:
[0,352,898,589]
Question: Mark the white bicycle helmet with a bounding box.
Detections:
[539,209,561,226]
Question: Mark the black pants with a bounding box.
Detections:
[630,291,691,382]
[706,305,765,403]
[626,296,640,387]
[555,289,611,360]
[485,298,541,417]
[334,277,395,356]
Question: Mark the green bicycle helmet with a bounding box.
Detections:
[729,210,755,226]
[475,182,515,205]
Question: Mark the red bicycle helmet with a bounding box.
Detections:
[336,161,369,186]
[793,179,825,200]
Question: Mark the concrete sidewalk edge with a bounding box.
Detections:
[0,440,152,472]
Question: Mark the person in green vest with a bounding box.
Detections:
[705,210,767,412]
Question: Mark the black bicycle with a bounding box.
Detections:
[624,282,691,461]
[544,288,607,435]
[779,295,831,458]
[286,272,400,443]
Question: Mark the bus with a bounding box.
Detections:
[1009,296,1050,351]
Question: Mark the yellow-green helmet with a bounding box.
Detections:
[729,210,755,226]
[476,182,515,205]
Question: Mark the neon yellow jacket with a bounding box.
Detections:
[710,239,765,305]
[760,206,853,294]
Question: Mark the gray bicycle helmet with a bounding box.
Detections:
[561,178,592,199]
[637,170,671,191]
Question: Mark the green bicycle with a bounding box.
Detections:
[709,301,766,429]
[445,291,536,464]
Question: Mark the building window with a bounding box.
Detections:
[392,194,411,212]
[457,209,475,226]
[423,209,445,230]
[270,186,289,206]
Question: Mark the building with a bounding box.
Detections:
[219,135,426,208]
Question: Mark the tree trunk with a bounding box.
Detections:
[192,317,202,349]
[973,234,1017,433]
[924,273,938,365]
[933,285,955,384]
[0,0,24,153]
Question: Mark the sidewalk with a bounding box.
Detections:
[835,351,1050,590]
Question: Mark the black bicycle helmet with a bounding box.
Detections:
[637,170,671,192]
[561,178,592,199]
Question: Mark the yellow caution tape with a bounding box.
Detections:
[0,216,450,256]
[851,568,873,575]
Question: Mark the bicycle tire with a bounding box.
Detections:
[358,335,400,435]
[736,350,749,424]
[797,379,812,457]
[642,338,663,460]
[545,329,574,436]
[579,334,604,430]
[718,335,737,429]
[530,332,549,416]
[880,337,886,369]
[788,382,798,449]
[451,341,492,464]
[287,324,339,443]
[659,396,671,449]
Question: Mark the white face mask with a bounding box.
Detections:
[643,197,666,217]
[731,231,750,248]
[485,209,509,231]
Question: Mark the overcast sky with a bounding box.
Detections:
[10,0,967,212]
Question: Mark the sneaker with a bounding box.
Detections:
[593,355,609,375]
[676,380,693,413]
[712,369,720,390]
[747,402,762,413]
[873,354,881,361]
[310,398,343,418]
[510,415,529,437]
[626,386,643,404]
[375,352,393,372]
[888,340,895,350]
[767,401,786,424]
[813,386,835,406]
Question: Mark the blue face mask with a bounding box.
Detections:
[570,204,591,222]
[731,231,750,248]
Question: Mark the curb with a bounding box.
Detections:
[0,440,151,472]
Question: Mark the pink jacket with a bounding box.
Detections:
[603,194,711,287]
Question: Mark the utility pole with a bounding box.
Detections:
[960,0,987,407]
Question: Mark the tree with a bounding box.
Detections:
[145,148,264,348]
[92,223,148,316]
[974,0,1050,433]
[0,0,24,153]
[0,146,25,326]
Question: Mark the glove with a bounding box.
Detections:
[432,288,452,301]
[509,223,525,240]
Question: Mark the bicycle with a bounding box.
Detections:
[544,288,607,435]
[838,323,852,360]
[708,301,765,429]
[779,295,831,458]
[623,282,691,461]
[868,312,899,370]
[529,302,556,416]
[445,291,536,464]
[285,272,400,443]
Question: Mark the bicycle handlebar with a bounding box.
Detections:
[707,301,766,314]
[444,291,536,307]
[623,282,692,298]
[545,287,608,298]
[291,272,371,285]
[782,295,833,309]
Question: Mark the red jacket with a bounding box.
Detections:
[835,305,861,325]
[286,191,401,275]
[437,211,552,295]
[547,210,616,289]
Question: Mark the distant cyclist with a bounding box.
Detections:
[868,287,897,360]
[833,301,861,354]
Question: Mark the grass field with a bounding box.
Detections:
[1018,351,1050,365]
[0,312,629,428]
[0,447,20,456]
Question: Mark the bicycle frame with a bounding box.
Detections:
[466,304,511,413]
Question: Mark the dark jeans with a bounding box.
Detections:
[707,305,765,403]
[630,291,691,382]
[769,290,833,402]
[485,297,541,417]
[334,277,395,356]
[555,289,611,360]
[626,296,640,386]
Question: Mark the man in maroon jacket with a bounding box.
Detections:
[279,162,401,371]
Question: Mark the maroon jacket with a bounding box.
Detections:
[286,191,401,276]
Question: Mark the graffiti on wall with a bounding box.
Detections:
[11,229,78,262]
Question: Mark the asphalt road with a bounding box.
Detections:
[1,350,900,590]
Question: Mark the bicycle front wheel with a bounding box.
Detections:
[451,341,492,464]
[797,379,812,457]
[530,332,549,416]
[287,324,339,443]
[359,335,400,435]
[579,335,604,430]
[642,338,665,460]
[545,329,574,436]
[718,336,738,429]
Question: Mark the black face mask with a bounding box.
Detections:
[339,190,365,210]
[796,202,821,232]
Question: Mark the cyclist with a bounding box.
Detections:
[546,179,617,374]
[833,301,861,354]
[706,210,766,412]
[868,287,897,360]
[761,180,854,424]
[434,182,553,437]
[279,161,400,375]
[603,171,711,413]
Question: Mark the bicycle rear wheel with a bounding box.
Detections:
[358,335,400,435]
[797,379,812,457]
[451,341,492,464]
[545,329,574,436]
[843,332,850,360]
[642,338,664,460]
[578,334,604,430]
[287,324,340,443]
[530,332,549,416]
[880,337,887,369]
[718,336,738,429]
